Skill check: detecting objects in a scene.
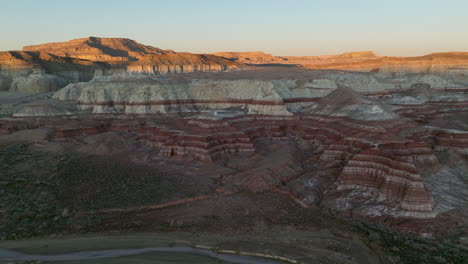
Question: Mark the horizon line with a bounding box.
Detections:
[3,36,468,58]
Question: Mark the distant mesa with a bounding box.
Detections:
[22,36,172,63]
[21,37,243,72]
[214,49,468,74]
[334,51,378,59]
[213,51,288,64]
[212,51,379,65]
[0,37,244,93]
[1,36,468,95]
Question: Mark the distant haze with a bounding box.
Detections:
[2,0,467,56]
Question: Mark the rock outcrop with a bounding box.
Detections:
[126,53,242,74]
[0,74,12,91]
[9,73,68,93]
[12,100,75,117]
[0,37,244,93]
[23,37,168,63]
[143,113,255,161]
[54,78,294,115]
[3,37,468,96]
[304,87,399,120]
[21,37,243,75]
[0,50,101,81]
[213,51,289,64]
[51,72,464,116]
[215,50,468,75]
[298,53,468,75]
[337,148,434,217]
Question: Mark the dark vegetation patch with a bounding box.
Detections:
[284,209,468,264]
[56,155,198,211]
[0,144,198,239]
[0,144,66,240]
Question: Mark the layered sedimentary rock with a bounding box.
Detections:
[0,37,244,93]
[378,53,468,74]
[213,51,378,67]
[21,37,243,75]
[2,65,468,234]
[216,50,468,74]
[9,72,68,93]
[303,53,468,75]
[382,84,468,130]
[0,50,101,81]
[54,78,294,115]
[3,36,468,98]
[126,53,242,74]
[337,148,434,217]
[213,51,289,64]
[23,37,168,63]
[140,114,255,161]
[304,87,399,120]
[51,72,465,117]
[0,52,98,93]
[406,127,468,155]
[377,141,438,166]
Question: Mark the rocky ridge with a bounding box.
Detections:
[216,50,468,75]
[0,37,244,93]
[51,72,466,115]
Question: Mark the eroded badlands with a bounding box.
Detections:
[1,38,467,242]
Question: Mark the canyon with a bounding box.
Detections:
[1,37,467,263]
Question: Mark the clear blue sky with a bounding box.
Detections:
[1,0,467,56]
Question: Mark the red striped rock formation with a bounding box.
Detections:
[303,87,399,120]
[337,148,434,217]
[393,100,468,124]
[52,114,255,162]
[407,127,468,155]
[377,142,438,166]
[143,116,255,162]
